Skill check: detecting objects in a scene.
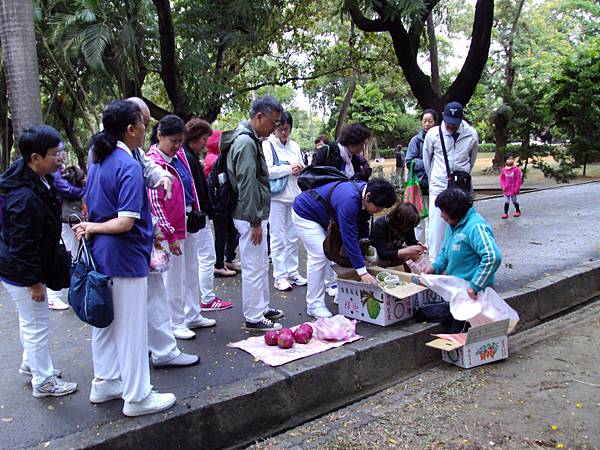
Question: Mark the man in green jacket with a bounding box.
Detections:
[222,95,285,331]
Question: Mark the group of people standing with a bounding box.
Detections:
[0,93,506,419]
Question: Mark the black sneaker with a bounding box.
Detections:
[242,317,282,332]
[264,308,284,320]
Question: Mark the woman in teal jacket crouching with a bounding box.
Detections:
[426,188,502,300]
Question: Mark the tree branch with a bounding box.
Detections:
[142,96,172,120]
[236,66,354,95]
[347,3,390,32]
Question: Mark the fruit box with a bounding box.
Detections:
[425,319,510,369]
[336,267,433,326]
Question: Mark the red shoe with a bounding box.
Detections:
[513,211,521,217]
[501,214,508,219]
[201,297,233,311]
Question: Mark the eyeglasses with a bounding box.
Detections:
[261,114,282,128]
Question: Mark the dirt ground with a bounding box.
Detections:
[250,301,600,450]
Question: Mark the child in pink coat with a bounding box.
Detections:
[500,152,522,218]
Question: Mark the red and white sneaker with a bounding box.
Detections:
[201,297,233,311]
[501,213,509,219]
[513,211,521,217]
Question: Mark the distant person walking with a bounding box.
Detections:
[423,101,478,261]
[499,152,522,219]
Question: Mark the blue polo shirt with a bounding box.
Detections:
[84,143,152,277]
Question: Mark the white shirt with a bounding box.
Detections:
[262,135,304,204]
[339,144,355,178]
[422,121,479,195]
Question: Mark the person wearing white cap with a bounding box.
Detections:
[423,101,479,261]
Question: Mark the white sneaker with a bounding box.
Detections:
[19,363,61,378]
[325,284,338,297]
[33,376,77,398]
[307,306,333,319]
[90,378,123,403]
[123,391,176,417]
[289,274,307,286]
[185,316,216,329]
[48,298,70,311]
[153,353,200,368]
[172,325,196,340]
[274,278,293,291]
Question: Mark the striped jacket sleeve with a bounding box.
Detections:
[147,187,176,243]
[469,223,502,292]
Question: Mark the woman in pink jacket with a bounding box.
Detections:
[147,115,216,340]
[499,152,522,218]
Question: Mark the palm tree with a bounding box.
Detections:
[0,0,42,142]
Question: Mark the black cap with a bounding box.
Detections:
[443,101,464,125]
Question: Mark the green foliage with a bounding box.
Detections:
[547,36,600,174]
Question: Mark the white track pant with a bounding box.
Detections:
[3,282,55,387]
[165,235,202,328]
[147,272,179,365]
[193,223,217,305]
[92,277,151,403]
[233,219,271,323]
[427,192,446,262]
[291,211,328,311]
[269,201,300,280]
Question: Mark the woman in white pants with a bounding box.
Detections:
[262,112,307,292]
[147,115,216,341]
[0,125,77,397]
[74,100,175,417]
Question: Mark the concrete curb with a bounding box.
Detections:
[474,179,599,201]
[36,260,600,450]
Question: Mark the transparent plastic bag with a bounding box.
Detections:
[149,243,171,273]
[419,274,519,333]
[313,315,357,341]
[406,252,433,275]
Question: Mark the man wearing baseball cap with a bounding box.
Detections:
[422,101,479,261]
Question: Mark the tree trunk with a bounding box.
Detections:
[0,0,42,144]
[426,13,441,96]
[54,98,86,170]
[335,21,357,139]
[493,0,526,169]
[152,0,190,119]
[0,65,13,170]
[349,0,494,115]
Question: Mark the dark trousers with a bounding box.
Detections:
[212,214,239,268]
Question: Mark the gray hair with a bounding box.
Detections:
[249,95,283,118]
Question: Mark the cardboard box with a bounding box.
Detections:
[426,319,510,369]
[336,267,435,326]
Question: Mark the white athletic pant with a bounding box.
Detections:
[193,223,217,305]
[291,211,328,311]
[48,223,78,302]
[269,200,300,280]
[147,272,179,365]
[92,277,151,403]
[325,262,337,288]
[3,282,55,387]
[427,192,446,262]
[233,219,271,323]
[164,235,202,328]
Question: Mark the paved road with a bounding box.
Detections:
[0,182,598,448]
[251,300,600,450]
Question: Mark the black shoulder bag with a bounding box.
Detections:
[439,128,471,192]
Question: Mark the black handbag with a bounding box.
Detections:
[186,209,206,233]
[68,238,113,328]
[439,128,472,192]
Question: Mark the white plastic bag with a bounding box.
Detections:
[419,274,519,333]
[313,315,357,341]
[406,252,433,275]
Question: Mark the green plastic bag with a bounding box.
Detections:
[403,162,428,219]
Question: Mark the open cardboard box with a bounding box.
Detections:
[335,266,438,326]
[426,319,510,368]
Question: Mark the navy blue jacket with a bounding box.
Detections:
[293,180,370,270]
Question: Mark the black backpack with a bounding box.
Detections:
[297,165,350,192]
[207,148,238,215]
[207,129,260,215]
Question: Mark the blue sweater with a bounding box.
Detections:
[293,180,370,270]
[432,207,502,292]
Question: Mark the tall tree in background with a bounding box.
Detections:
[0,0,42,154]
[346,0,494,113]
